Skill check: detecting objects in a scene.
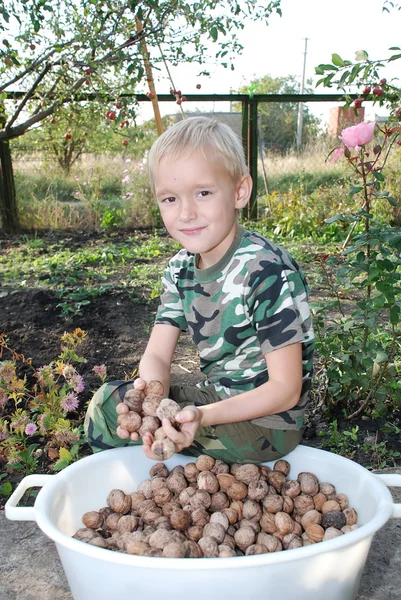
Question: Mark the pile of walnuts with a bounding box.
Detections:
[117,380,180,459]
[73,455,359,558]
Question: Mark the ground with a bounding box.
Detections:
[0,230,400,492]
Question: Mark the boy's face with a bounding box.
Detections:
[154,149,251,268]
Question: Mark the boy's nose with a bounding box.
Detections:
[179,199,197,221]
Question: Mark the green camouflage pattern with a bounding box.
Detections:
[84,380,303,464]
[156,226,314,430]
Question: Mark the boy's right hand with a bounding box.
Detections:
[116,378,146,441]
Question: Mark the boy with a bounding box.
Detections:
[84,117,314,464]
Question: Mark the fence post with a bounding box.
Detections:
[241,99,249,220]
[248,99,258,220]
[0,140,19,232]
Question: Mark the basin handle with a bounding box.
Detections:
[5,474,52,522]
[376,473,401,518]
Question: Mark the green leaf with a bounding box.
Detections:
[386,196,399,207]
[332,53,345,67]
[373,172,385,181]
[355,50,369,61]
[390,304,400,326]
[326,214,346,224]
[33,20,40,32]
[0,481,12,497]
[349,186,363,195]
[374,351,388,364]
[389,53,401,62]
[210,27,218,42]
[59,447,72,461]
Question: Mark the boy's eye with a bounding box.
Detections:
[161,197,176,204]
[198,190,211,197]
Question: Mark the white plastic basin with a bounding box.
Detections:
[5,445,401,600]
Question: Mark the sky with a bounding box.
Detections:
[136,0,401,124]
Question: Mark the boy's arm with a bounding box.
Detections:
[196,342,302,427]
[138,323,181,395]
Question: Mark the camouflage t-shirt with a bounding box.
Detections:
[155,226,314,430]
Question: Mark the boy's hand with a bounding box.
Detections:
[141,406,202,459]
[116,378,147,441]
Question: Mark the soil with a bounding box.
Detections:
[1,230,400,498]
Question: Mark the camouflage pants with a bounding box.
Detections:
[84,380,303,465]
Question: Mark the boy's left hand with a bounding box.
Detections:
[141,406,202,459]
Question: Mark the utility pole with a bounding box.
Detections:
[296,37,308,150]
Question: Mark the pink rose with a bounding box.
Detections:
[339,121,375,151]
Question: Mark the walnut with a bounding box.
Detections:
[234,463,260,485]
[117,515,139,533]
[230,463,242,476]
[211,460,230,475]
[313,492,327,512]
[154,427,167,440]
[298,473,319,496]
[171,465,185,475]
[245,543,268,555]
[301,509,322,529]
[183,540,203,558]
[282,496,294,514]
[292,521,303,537]
[267,470,286,492]
[154,516,172,530]
[198,536,219,557]
[126,540,149,555]
[88,536,107,549]
[229,500,244,520]
[319,482,336,497]
[274,512,294,535]
[321,499,341,515]
[210,491,229,512]
[203,522,226,544]
[145,380,164,396]
[137,480,153,499]
[139,416,161,437]
[170,530,187,544]
[216,473,236,490]
[221,507,238,525]
[283,533,303,550]
[343,507,358,526]
[151,476,167,494]
[259,512,277,534]
[305,523,324,542]
[73,528,100,542]
[153,487,173,507]
[222,533,236,549]
[137,499,156,516]
[143,547,163,557]
[179,487,197,506]
[226,481,248,500]
[335,494,349,510]
[142,395,163,417]
[149,462,169,479]
[123,388,145,412]
[341,524,358,534]
[184,462,199,482]
[129,492,146,511]
[197,471,219,494]
[151,438,176,460]
[142,525,157,542]
[321,510,346,530]
[239,519,260,534]
[187,525,204,542]
[196,455,216,471]
[170,509,191,531]
[162,499,181,517]
[293,494,314,516]
[149,529,173,549]
[262,495,283,514]
[257,532,282,552]
[234,527,256,551]
[117,411,142,433]
[82,511,104,529]
[323,527,343,541]
[210,511,230,531]
[107,489,132,514]
[282,480,301,498]
[142,507,163,525]
[242,500,262,522]
[273,459,290,476]
[189,490,211,510]
[191,507,210,527]
[98,506,113,519]
[247,479,269,501]
[105,512,122,531]
[218,545,236,557]
[259,465,271,481]
[166,471,188,495]
[156,398,181,422]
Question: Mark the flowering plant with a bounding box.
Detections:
[0,329,88,473]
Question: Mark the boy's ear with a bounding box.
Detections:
[235,174,253,209]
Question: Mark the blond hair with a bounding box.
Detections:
[147,117,248,194]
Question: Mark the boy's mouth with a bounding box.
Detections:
[179,226,206,235]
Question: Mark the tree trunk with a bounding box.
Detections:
[0,140,19,232]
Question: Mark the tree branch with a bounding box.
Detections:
[7,63,52,129]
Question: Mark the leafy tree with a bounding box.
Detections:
[236,74,321,153]
[0,0,282,231]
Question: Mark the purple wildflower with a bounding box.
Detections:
[25,423,37,435]
[74,374,85,393]
[0,361,15,383]
[93,364,107,376]
[0,391,8,408]
[61,393,79,412]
